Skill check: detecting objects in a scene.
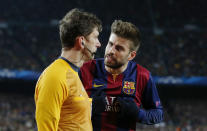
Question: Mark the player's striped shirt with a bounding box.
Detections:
[79,58,163,131]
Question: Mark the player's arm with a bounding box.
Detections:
[35,75,68,131]
[137,74,163,124]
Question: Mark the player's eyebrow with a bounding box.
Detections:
[108,41,125,51]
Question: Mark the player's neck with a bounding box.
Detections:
[105,62,128,75]
[61,48,84,68]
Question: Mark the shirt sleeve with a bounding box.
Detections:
[137,74,164,124]
[35,74,68,131]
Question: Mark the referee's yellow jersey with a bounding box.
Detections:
[35,57,92,131]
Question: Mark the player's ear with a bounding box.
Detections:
[128,51,136,61]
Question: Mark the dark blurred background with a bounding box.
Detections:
[0,0,206,130]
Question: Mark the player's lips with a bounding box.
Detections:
[105,55,115,62]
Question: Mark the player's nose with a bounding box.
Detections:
[108,45,115,54]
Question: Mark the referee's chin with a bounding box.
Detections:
[83,54,94,63]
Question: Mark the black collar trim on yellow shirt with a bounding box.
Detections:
[59,57,79,72]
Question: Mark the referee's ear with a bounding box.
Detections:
[128,51,136,61]
[74,36,84,50]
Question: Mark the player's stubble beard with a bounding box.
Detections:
[104,54,127,69]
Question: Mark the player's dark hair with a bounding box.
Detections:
[111,20,141,52]
[59,8,102,48]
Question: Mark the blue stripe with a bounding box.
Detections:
[91,58,107,130]
[92,58,107,90]
[122,61,137,96]
[116,61,137,130]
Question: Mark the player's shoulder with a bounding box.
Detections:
[131,61,150,78]
[82,58,104,69]
[137,64,149,73]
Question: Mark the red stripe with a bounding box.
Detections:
[135,64,150,106]
[80,60,96,96]
[106,72,123,95]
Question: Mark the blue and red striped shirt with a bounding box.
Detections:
[79,58,163,131]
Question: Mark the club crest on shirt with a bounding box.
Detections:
[123,81,135,95]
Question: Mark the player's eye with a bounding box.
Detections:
[115,46,124,51]
[108,41,113,46]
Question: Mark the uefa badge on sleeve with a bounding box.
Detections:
[122,81,135,95]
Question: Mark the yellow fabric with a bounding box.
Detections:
[35,59,92,131]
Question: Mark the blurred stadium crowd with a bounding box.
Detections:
[0,94,36,131]
[0,0,206,131]
[0,0,206,76]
